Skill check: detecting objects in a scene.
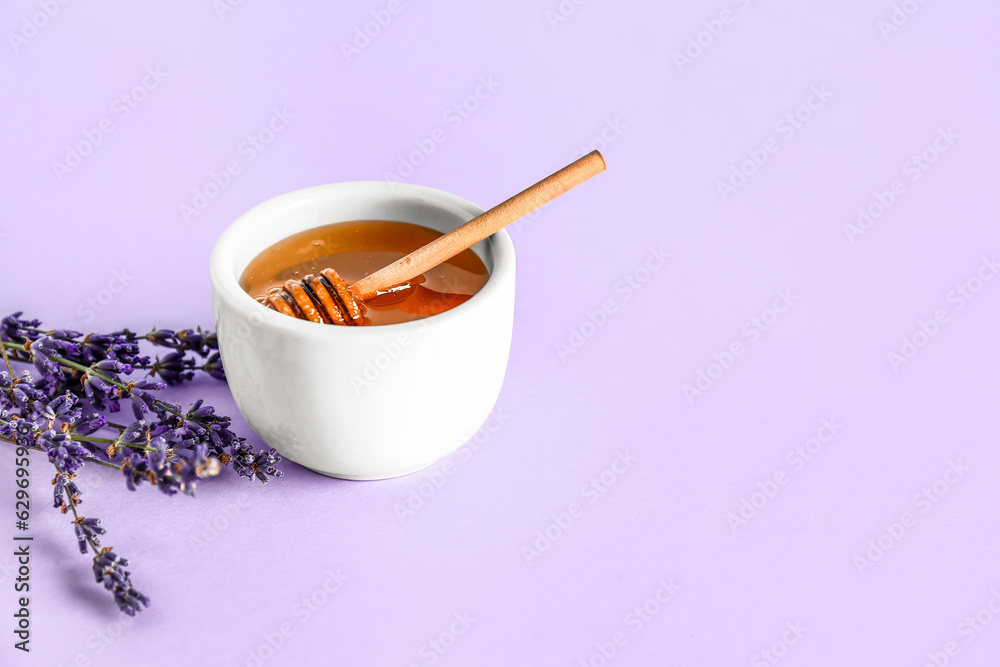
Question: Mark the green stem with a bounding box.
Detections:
[60,462,103,558]
[0,344,180,460]
[47,349,214,430]
[73,435,117,445]
[3,340,212,427]
[0,339,13,377]
[0,414,159,460]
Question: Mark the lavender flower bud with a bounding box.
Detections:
[94,359,133,375]
[148,351,194,386]
[51,329,84,340]
[202,352,226,381]
[144,328,180,348]
[53,475,66,510]
[73,516,104,553]
[1,312,40,342]
[176,329,208,355]
[40,430,90,474]
[41,393,82,424]
[119,420,147,444]
[73,413,108,436]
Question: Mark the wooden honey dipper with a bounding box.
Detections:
[265,150,607,324]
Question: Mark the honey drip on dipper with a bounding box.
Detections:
[267,268,368,325]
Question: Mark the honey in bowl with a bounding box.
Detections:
[240,220,490,325]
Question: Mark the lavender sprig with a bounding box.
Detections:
[0,313,283,616]
[66,481,149,616]
[3,317,224,387]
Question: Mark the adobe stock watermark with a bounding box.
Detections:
[512,113,626,234]
[179,106,294,223]
[571,117,628,161]
[239,568,349,667]
[716,85,832,202]
[7,0,73,54]
[672,0,758,73]
[55,466,107,503]
[340,0,413,62]
[61,268,135,332]
[188,491,254,555]
[393,407,510,523]
[877,0,932,40]
[51,66,169,182]
[578,578,681,667]
[511,208,545,235]
[751,621,808,667]
[405,611,475,667]
[727,417,843,532]
[214,0,251,21]
[222,305,270,346]
[384,75,501,184]
[919,588,1000,667]
[521,449,638,566]
[887,255,998,371]
[544,0,593,31]
[843,126,958,243]
[555,246,669,362]
[53,613,138,667]
[682,288,799,404]
[351,282,492,394]
[853,459,969,575]
[351,322,427,394]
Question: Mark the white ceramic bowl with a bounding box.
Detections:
[210,182,515,480]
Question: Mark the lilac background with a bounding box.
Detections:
[2,0,999,665]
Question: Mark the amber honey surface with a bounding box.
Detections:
[240,220,489,325]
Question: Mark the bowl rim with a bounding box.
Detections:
[209,180,515,334]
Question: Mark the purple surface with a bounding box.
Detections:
[2,0,999,665]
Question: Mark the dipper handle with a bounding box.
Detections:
[350,151,606,300]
